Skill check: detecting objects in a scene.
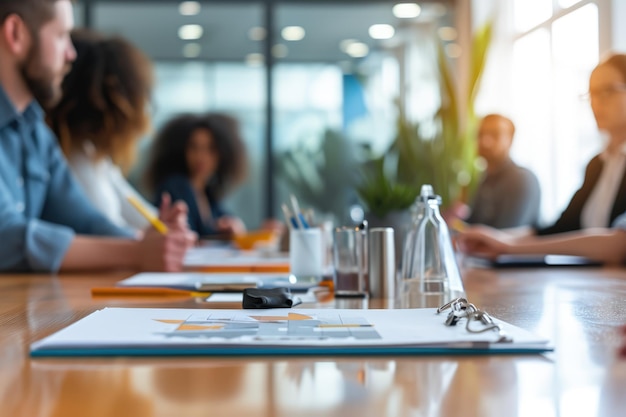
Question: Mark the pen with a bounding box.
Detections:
[281,203,298,229]
[289,194,308,229]
[91,287,211,298]
[127,195,169,235]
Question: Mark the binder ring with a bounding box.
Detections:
[437,297,512,343]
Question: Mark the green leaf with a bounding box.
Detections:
[467,20,494,108]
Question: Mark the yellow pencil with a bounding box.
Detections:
[127,195,168,235]
[450,219,469,233]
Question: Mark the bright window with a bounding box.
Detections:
[558,0,584,8]
[513,0,553,32]
[508,1,602,225]
[550,4,600,215]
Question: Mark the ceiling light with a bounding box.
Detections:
[369,24,395,40]
[445,43,462,58]
[182,43,201,58]
[281,26,305,41]
[346,42,369,58]
[339,38,358,53]
[272,44,288,58]
[179,1,201,16]
[245,53,265,67]
[438,26,458,41]
[248,26,267,41]
[392,3,422,18]
[178,24,203,40]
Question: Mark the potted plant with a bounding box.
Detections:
[358,21,493,228]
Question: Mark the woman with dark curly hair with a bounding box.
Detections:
[46,28,161,232]
[145,113,248,236]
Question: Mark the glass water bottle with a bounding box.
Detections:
[401,185,433,282]
[400,185,465,307]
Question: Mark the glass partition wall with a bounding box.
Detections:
[77,0,457,229]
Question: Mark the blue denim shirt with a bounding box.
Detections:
[0,85,132,272]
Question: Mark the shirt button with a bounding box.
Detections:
[17,177,24,188]
[15,202,25,213]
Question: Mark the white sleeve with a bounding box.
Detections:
[67,153,126,228]
[108,164,156,231]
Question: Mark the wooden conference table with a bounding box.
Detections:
[0,266,625,417]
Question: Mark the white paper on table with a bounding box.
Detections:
[30,308,551,356]
[184,247,289,267]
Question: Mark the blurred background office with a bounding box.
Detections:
[70,0,626,231]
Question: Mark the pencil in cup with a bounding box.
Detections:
[281,204,298,229]
[281,202,310,229]
[127,196,169,234]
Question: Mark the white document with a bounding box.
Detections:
[117,272,315,292]
[184,247,289,267]
[30,308,551,357]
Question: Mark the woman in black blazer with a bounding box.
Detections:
[537,54,626,235]
[537,154,626,235]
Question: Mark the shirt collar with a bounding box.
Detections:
[486,157,515,178]
[0,84,44,130]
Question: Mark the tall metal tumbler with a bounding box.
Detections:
[368,227,396,299]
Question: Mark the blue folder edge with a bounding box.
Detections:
[30,345,554,358]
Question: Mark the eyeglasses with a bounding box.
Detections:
[580,84,626,101]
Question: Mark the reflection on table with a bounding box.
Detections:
[0,266,625,417]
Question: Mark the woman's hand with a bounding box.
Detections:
[158,193,188,229]
[261,218,286,236]
[158,192,197,248]
[456,225,513,258]
[216,216,247,236]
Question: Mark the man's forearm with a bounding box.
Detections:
[59,236,140,272]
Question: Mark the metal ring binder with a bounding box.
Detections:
[437,297,512,343]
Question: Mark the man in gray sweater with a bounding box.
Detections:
[467,114,541,229]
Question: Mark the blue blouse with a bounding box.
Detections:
[154,174,227,236]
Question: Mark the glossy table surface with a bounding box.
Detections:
[1,266,625,417]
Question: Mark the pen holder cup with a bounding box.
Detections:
[289,228,323,285]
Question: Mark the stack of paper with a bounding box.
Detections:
[30,308,551,357]
[184,247,290,272]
